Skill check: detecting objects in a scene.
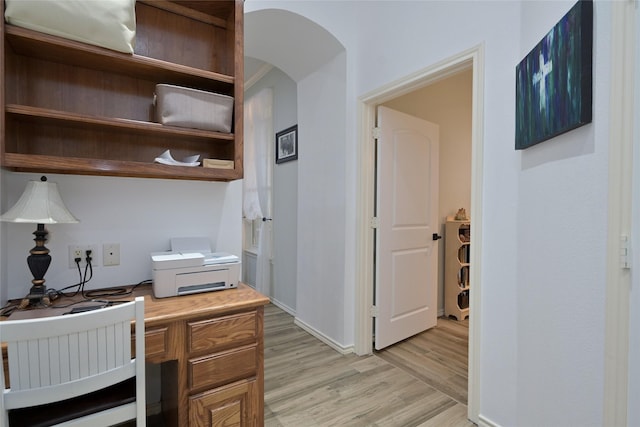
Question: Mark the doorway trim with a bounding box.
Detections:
[354,44,484,424]
[603,1,635,425]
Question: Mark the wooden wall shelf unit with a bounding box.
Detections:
[444,218,470,321]
[1,0,244,181]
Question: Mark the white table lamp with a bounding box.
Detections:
[1,176,78,308]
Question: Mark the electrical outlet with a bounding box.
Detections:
[103,243,120,266]
[68,245,99,269]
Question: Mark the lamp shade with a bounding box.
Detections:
[0,178,79,224]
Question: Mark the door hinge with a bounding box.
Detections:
[372,127,381,139]
[370,305,379,317]
[370,217,380,229]
[620,235,631,269]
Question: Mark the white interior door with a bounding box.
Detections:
[374,106,439,350]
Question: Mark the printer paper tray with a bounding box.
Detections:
[178,281,228,295]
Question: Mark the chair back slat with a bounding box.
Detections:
[6,318,132,392]
[48,336,63,386]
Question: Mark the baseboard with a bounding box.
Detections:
[267,297,354,355]
[269,298,295,316]
[477,414,500,427]
[294,317,354,355]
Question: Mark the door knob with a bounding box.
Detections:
[432,233,442,241]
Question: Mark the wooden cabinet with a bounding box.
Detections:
[444,218,470,321]
[1,0,244,181]
[185,311,261,425]
[189,380,257,427]
[140,284,267,426]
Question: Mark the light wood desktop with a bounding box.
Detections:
[2,283,269,427]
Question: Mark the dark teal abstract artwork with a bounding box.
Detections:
[515,0,593,150]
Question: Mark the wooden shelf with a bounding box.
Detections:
[7,105,235,141]
[1,0,244,182]
[3,153,239,181]
[5,25,234,94]
[444,218,471,321]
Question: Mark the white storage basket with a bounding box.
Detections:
[154,84,234,133]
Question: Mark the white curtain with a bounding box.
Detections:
[243,88,273,295]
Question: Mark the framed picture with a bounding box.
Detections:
[515,0,593,150]
[276,125,298,164]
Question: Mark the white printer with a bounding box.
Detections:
[151,237,240,298]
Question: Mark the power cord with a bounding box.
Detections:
[84,279,150,299]
[48,251,91,299]
[0,302,18,317]
[81,249,94,299]
[2,248,152,317]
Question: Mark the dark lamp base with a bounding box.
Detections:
[19,287,52,309]
[18,223,53,309]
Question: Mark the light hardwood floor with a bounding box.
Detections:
[264,304,474,427]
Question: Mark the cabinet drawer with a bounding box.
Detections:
[189,344,257,391]
[188,311,257,354]
[144,326,169,360]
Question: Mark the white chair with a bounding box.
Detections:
[0,297,146,427]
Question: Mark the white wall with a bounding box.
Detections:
[245,66,298,313]
[246,1,614,425]
[296,51,349,346]
[2,172,242,300]
[1,171,6,306]
[515,2,610,425]
[272,76,298,314]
